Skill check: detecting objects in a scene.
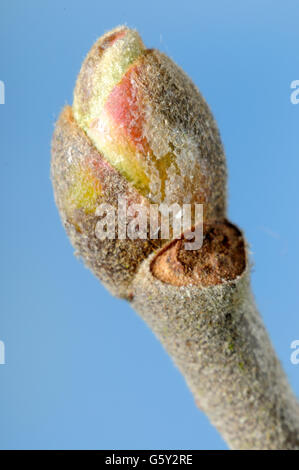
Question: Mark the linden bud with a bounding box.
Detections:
[51,26,227,297]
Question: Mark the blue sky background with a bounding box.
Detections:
[0,0,299,449]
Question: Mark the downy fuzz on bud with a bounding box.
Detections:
[51,26,227,297]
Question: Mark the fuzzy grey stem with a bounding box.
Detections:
[131,254,299,450]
